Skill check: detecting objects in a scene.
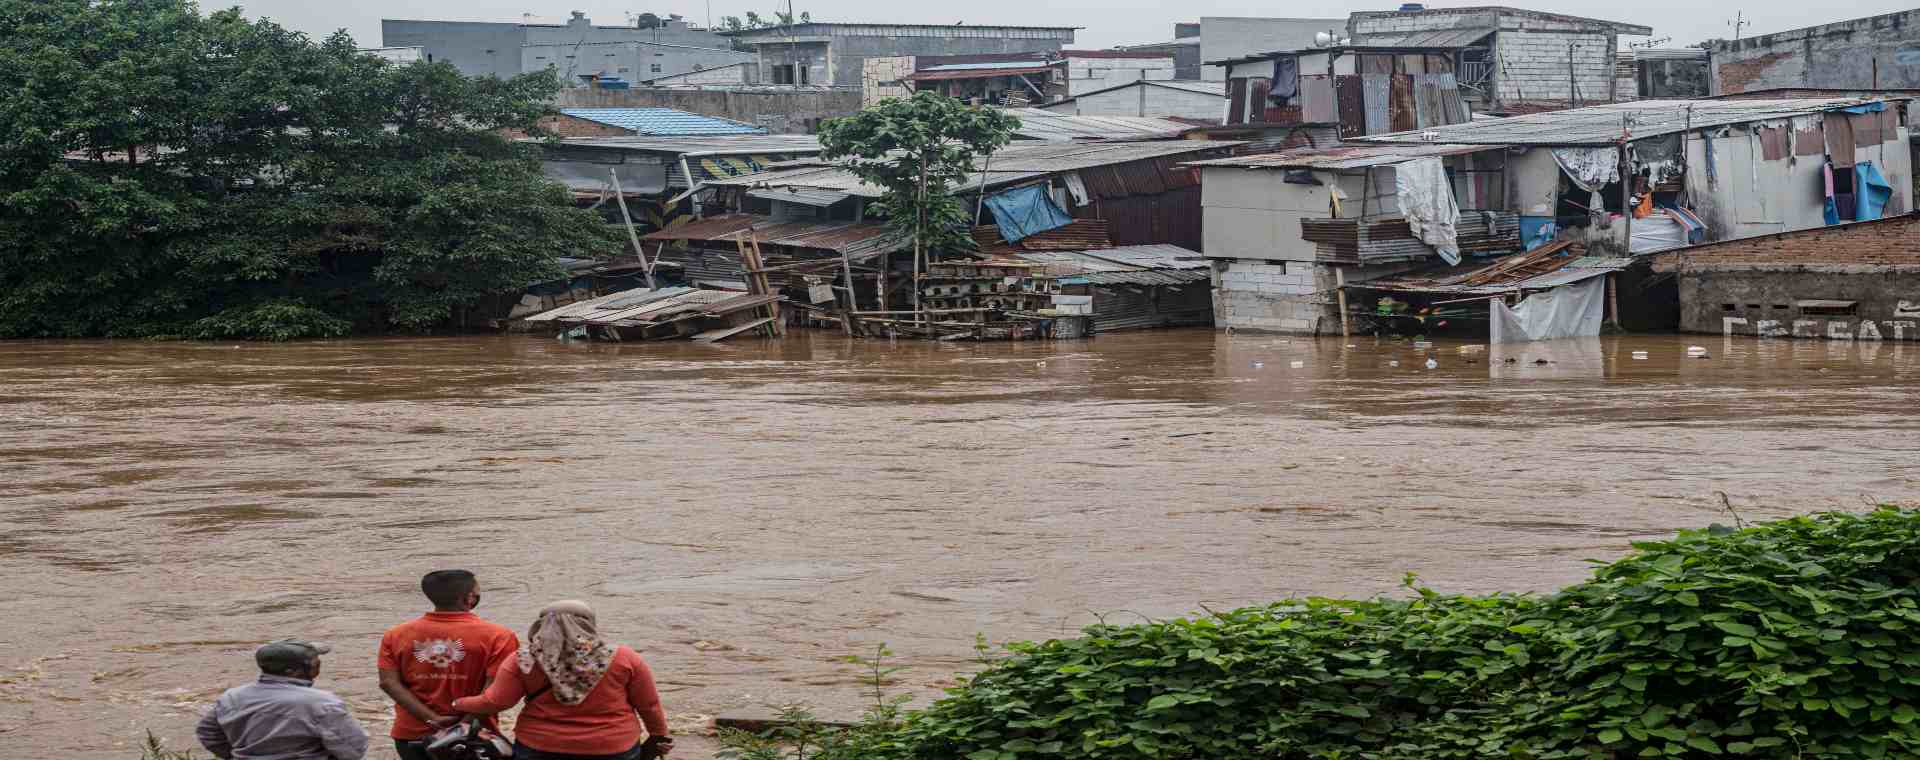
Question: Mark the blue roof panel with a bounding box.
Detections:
[559,108,766,136]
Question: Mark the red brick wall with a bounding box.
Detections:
[1715,51,1796,95]
[1654,215,1920,269]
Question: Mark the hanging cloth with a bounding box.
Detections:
[1551,147,1620,192]
[984,185,1073,242]
[1269,55,1299,103]
[1394,157,1461,265]
[1061,172,1090,207]
[1489,276,1607,344]
[1823,163,1840,225]
[1856,160,1893,221]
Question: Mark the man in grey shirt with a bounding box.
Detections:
[197,639,369,760]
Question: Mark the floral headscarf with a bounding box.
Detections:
[518,599,616,705]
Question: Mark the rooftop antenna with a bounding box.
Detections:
[1729,11,1751,40]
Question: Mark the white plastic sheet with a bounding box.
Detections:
[1629,213,1688,253]
[1394,157,1461,265]
[1488,276,1606,344]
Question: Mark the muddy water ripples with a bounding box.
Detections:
[3,331,1919,757]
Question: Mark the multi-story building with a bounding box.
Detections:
[723,23,1077,88]
[381,12,740,83]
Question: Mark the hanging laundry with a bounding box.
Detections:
[1060,172,1090,207]
[1552,147,1619,192]
[1856,161,1893,221]
[1394,157,1461,265]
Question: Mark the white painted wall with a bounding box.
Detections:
[1200,17,1345,81]
[1067,56,1176,95]
[1043,83,1225,120]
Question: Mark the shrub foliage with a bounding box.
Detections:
[816,508,1920,759]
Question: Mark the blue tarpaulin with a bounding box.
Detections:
[1841,101,1888,114]
[1857,160,1893,221]
[983,185,1072,243]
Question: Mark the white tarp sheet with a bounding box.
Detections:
[1629,213,1688,253]
[1394,157,1461,265]
[1489,275,1606,344]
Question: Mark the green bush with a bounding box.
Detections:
[815,508,1920,760]
[187,301,353,341]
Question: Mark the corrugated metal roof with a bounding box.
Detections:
[921,61,1061,72]
[1348,27,1495,49]
[639,213,906,257]
[1007,245,1208,285]
[560,108,766,136]
[1003,109,1196,141]
[1349,98,1903,147]
[549,135,822,156]
[707,140,1241,198]
[746,187,852,207]
[522,286,698,322]
[908,64,1061,81]
[1183,142,1494,170]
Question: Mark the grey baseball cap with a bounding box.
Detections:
[256,638,333,672]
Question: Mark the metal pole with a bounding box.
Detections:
[609,169,657,291]
[973,150,994,226]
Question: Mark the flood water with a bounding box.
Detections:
[4,330,1919,758]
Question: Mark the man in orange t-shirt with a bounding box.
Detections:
[378,570,519,760]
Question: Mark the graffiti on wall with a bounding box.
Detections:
[1722,317,1920,340]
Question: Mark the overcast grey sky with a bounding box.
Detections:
[229,0,1917,52]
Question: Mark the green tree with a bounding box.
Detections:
[0,0,617,339]
[816,92,1018,314]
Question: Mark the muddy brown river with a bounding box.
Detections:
[3,330,1918,758]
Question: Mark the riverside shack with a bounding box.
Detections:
[1187,97,1915,338]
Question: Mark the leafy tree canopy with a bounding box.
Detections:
[816,92,1018,256]
[0,0,618,339]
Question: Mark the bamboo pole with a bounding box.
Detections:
[914,153,928,331]
[839,251,860,337]
[609,169,657,291]
[1335,266,1351,338]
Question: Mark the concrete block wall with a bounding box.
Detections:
[1212,260,1333,333]
[862,56,917,106]
[1493,30,1615,106]
[1710,9,1920,94]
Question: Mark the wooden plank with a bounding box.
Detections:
[692,317,776,343]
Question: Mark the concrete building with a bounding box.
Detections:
[1216,43,1472,135]
[1118,23,1203,81]
[382,12,735,80]
[860,51,1172,107]
[641,62,758,86]
[1065,51,1178,95]
[1617,48,1712,101]
[1188,97,1914,335]
[1710,9,1920,95]
[722,23,1077,88]
[1198,17,1346,81]
[1041,80,1224,121]
[1652,214,1920,341]
[1344,6,1651,113]
[522,40,753,85]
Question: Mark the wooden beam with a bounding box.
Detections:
[609,169,657,291]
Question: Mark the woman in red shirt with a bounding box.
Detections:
[452,600,672,760]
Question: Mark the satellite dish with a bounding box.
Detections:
[1314,31,1335,47]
